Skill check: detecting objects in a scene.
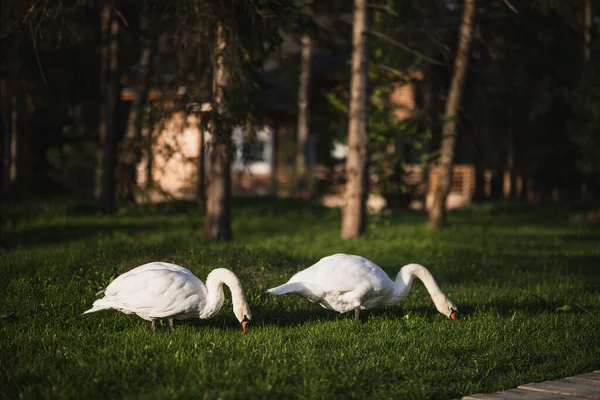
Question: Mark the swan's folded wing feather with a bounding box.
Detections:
[291,255,369,292]
[103,269,206,317]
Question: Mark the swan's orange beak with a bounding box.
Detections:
[450,310,459,320]
[241,316,250,333]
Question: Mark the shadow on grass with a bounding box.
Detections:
[1,221,162,250]
[76,296,599,334]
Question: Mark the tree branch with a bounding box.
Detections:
[365,30,447,67]
[374,64,411,82]
[501,0,518,14]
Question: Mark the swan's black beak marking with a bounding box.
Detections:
[450,309,459,320]
[241,315,250,334]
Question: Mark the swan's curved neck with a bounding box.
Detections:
[201,268,247,318]
[392,264,447,311]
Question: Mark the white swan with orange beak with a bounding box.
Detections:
[84,262,252,332]
[266,254,459,321]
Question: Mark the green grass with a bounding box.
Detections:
[1,197,599,399]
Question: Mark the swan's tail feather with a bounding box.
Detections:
[81,299,111,315]
[265,282,304,295]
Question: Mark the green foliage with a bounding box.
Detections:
[1,198,599,398]
[175,0,301,145]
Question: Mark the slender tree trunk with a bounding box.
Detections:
[418,66,435,211]
[98,6,120,214]
[472,127,485,202]
[145,107,154,201]
[296,32,312,197]
[95,5,111,201]
[271,122,279,194]
[520,171,529,202]
[197,124,206,204]
[9,96,17,192]
[1,82,11,197]
[119,12,153,205]
[507,108,516,200]
[490,167,503,199]
[2,95,17,196]
[341,0,369,239]
[584,0,592,62]
[427,0,475,229]
[204,23,232,241]
[20,94,35,196]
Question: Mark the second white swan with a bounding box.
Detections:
[83,262,252,332]
[266,254,459,320]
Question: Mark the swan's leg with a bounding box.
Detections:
[354,307,360,321]
[168,318,174,331]
[151,320,156,331]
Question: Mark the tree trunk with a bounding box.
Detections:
[472,127,485,202]
[197,124,206,204]
[271,122,279,194]
[119,12,153,205]
[296,32,312,197]
[204,23,232,241]
[9,96,17,195]
[506,108,516,201]
[1,82,11,197]
[145,108,154,201]
[584,0,592,62]
[418,66,435,211]
[427,0,475,229]
[98,6,120,214]
[2,94,17,197]
[95,5,110,201]
[490,167,503,200]
[341,0,369,239]
[520,171,529,202]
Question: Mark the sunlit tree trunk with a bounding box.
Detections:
[98,5,120,214]
[296,32,312,197]
[197,124,206,204]
[119,11,153,205]
[427,0,475,229]
[204,23,232,241]
[341,0,369,239]
[144,105,155,201]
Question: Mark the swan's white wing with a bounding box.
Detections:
[101,268,207,319]
[290,254,390,292]
[110,261,194,284]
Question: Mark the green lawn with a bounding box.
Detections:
[1,197,599,399]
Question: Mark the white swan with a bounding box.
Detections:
[83,262,252,332]
[266,254,459,320]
